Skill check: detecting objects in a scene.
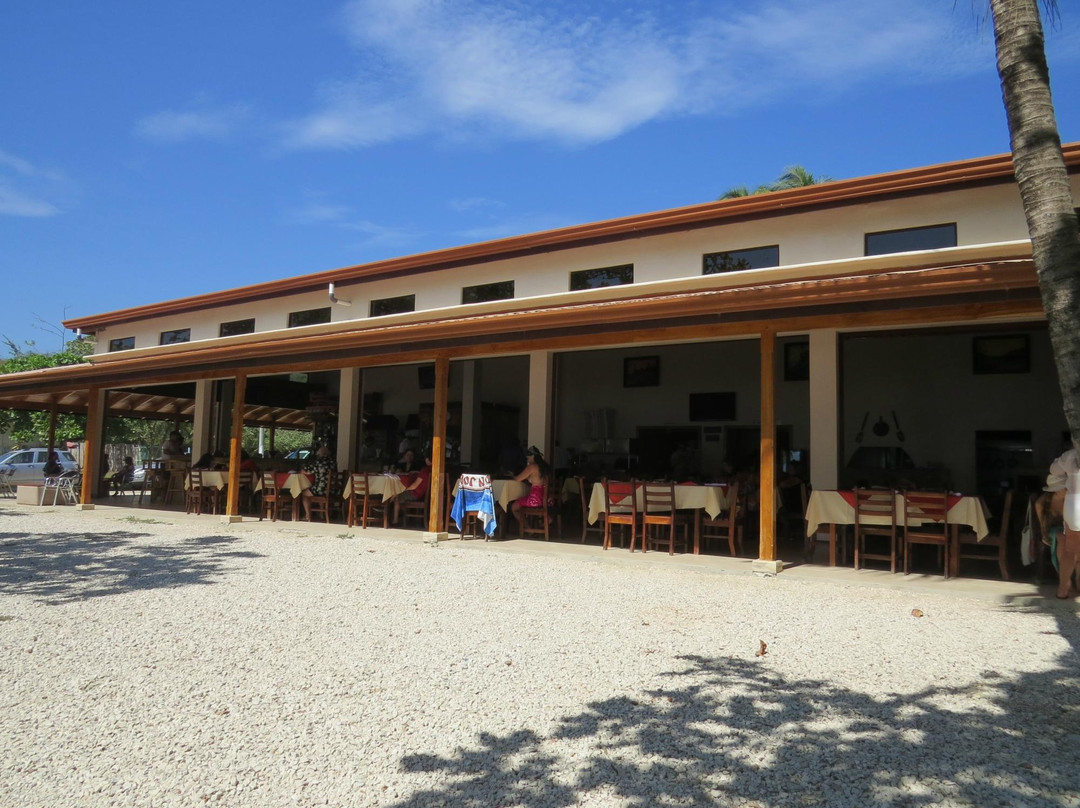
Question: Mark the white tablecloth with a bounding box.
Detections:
[586,482,732,524]
[341,473,407,502]
[805,490,989,540]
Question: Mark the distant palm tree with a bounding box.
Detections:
[774,165,833,189]
[718,165,831,200]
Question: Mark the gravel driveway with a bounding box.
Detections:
[1,504,1078,807]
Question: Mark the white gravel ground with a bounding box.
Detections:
[1,502,1078,808]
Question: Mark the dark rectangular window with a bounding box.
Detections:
[108,336,135,352]
[462,280,515,304]
[287,307,332,328]
[703,245,779,274]
[220,318,255,337]
[865,223,957,256]
[370,294,415,317]
[160,328,191,345]
[569,264,634,291]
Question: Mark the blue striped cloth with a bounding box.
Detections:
[451,488,497,536]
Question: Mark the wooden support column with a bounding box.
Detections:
[78,387,105,510]
[47,398,58,455]
[223,373,247,523]
[427,354,450,537]
[755,329,782,574]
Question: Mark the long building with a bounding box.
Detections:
[1,143,1076,567]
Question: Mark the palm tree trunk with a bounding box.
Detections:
[990,0,1080,446]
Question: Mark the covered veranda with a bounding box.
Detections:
[0,242,1048,574]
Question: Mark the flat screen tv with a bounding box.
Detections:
[689,392,736,422]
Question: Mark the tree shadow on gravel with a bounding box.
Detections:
[389,599,1080,808]
[0,530,264,605]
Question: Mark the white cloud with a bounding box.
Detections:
[278,0,1050,150]
[135,103,252,143]
[288,192,417,248]
[0,185,59,217]
[448,196,506,213]
[0,148,67,217]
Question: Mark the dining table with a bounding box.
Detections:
[804,489,991,573]
[586,482,733,554]
[340,472,408,503]
[252,471,315,520]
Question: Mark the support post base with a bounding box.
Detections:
[752,558,784,576]
[423,531,448,545]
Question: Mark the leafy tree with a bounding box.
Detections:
[989,0,1080,445]
[0,339,93,445]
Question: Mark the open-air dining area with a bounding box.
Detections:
[1,144,1078,595]
[22,316,1054,590]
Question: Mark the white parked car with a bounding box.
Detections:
[0,448,81,483]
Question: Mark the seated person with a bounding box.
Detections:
[300,446,335,520]
[393,454,432,525]
[510,446,552,526]
[239,450,259,473]
[43,451,64,478]
[161,430,186,458]
[191,452,217,470]
[112,456,135,493]
[396,449,418,474]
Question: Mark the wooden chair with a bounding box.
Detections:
[777,481,808,544]
[902,490,950,577]
[577,477,604,544]
[957,490,1011,580]
[258,471,291,522]
[519,482,553,541]
[185,469,222,515]
[854,488,899,572]
[306,468,336,523]
[641,481,690,555]
[346,472,388,529]
[602,478,639,551]
[401,475,430,530]
[699,481,743,556]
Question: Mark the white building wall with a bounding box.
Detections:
[90,179,1060,356]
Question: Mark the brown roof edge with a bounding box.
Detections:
[63,142,1080,334]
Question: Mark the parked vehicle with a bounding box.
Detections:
[0,448,80,483]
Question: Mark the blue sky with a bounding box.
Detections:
[2,0,1079,354]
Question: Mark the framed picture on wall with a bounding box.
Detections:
[418,364,435,389]
[623,355,660,387]
[784,341,810,381]
[973,334,1030,374]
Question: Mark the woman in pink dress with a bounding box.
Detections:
[511,446,552,526]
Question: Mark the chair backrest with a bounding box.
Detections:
[854,488,896,526]
[903,490,949,532]
[190,468,204,489]
[642,481,675,514]
[261,471,279,494]
[350,472,370,500]
[603,479,638,520]
[575,476,590,514]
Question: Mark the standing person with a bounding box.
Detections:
[161,430,186,458]
[300,445,335,521]
[1034,445,1080,598]
[392,454,432,525]
[510,446,552,527]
